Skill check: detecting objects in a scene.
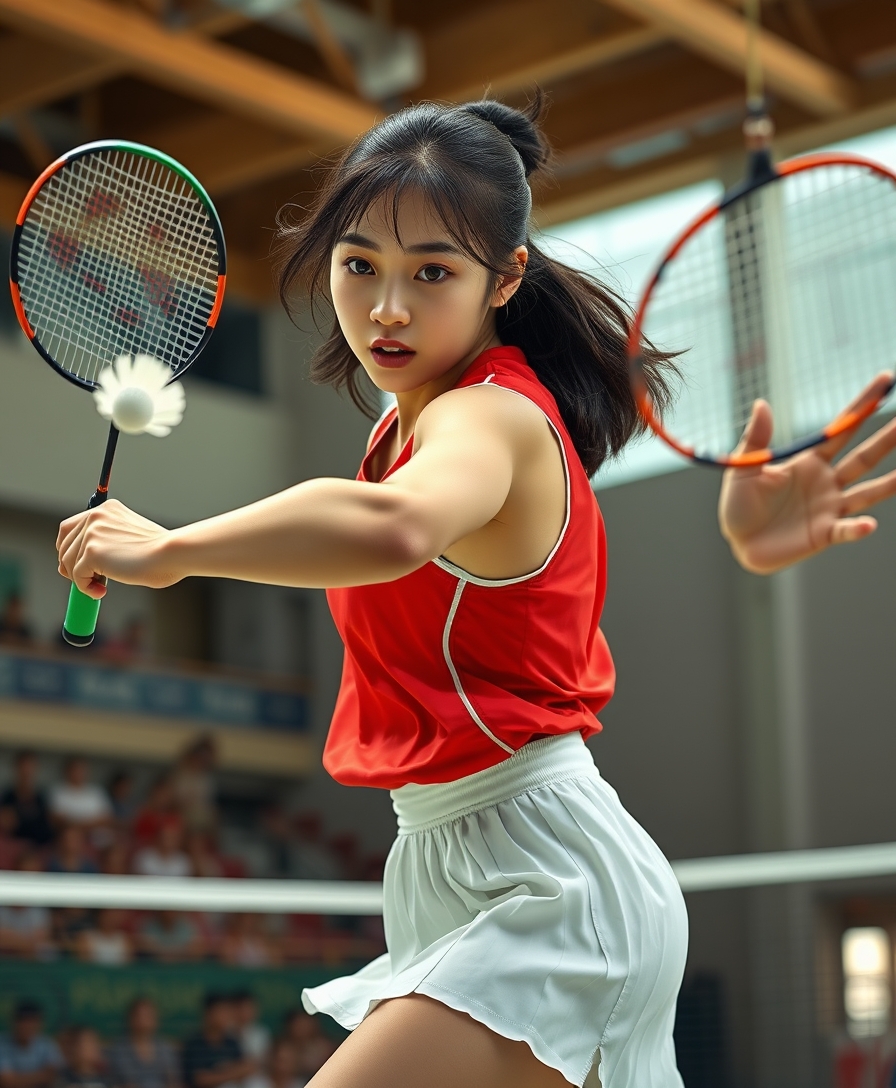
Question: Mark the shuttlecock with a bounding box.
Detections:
[93,354,185,436]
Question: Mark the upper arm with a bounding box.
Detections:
[380,385,544,558]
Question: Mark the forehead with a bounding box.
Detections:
[350,188,456,249]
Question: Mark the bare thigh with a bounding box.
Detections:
[306,995,575,1088]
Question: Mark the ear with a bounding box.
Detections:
[492,246,528,308]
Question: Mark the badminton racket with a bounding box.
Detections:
[627,4,896,468]
[9,140,226,644]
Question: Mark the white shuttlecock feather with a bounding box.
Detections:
[93,354,185,437]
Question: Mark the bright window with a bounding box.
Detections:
[842,926,891,1037]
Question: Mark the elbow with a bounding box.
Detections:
[373,494,441,576]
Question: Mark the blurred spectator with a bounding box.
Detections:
[279,1012,334,1084]
[134,822,190,879]
[185,832,222,879]
[0,1001,63,1088]
[107,998,180,1088]
[244,1041,305,1088]
[326,833,361,881]
[48,826,98,875]
[59,1027,109,1088]
[289,814,340,882]
[132,776,177,847]
[101,619,148,665]
[0,595,32,647]
[220,915,280,968]
[181,994,256,1088]
[108,771,137,825]
[77,909,132,965]
[136,912,204,963]
[231,993,269,1065]
[53,908,93,957]
[171,738,217,834]
[100,840,131,876]
[49,758,113,838]
[0,850,53,960]
[0,750,53,846]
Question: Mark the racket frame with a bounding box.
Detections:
[8,139,227,392]
[628,150,896,468]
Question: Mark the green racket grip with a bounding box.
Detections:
[62,581,104,647]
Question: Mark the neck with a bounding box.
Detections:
[393,326,500,449]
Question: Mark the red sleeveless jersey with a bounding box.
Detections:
[324,346,615,788]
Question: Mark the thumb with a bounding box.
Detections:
[733,399,773,455]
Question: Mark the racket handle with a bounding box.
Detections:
[62,582,104,647]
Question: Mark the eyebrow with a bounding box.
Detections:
[336,232,462,256]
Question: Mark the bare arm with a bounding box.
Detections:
[57,387,530,595]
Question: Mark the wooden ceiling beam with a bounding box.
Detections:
[0,10,249,122]
[596,0,857,116]
[137,111,321,197]
[442,25,666,103]
[0,0,379,143]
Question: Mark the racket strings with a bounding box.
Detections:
[16,148,220,387]
[641,163,896,459]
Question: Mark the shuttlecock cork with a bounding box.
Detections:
[93,354,185,436]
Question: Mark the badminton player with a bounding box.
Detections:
[56,96,896,1088]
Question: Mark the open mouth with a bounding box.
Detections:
[371,342,415,366]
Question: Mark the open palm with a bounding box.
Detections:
[719,375,896,574]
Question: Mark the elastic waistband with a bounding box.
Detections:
[390,732,596,834]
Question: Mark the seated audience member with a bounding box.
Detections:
[171,738,217,834]
[108,771,137,826]
[48,826,98,875]
[100,840,131,876]
[52,907,93,957]
[136,912,204,963]
[0,850,53,959]
[279,1012,333,1084]
[181,994,256,1088]
[231,993,269,1064]
[184,832,222,879]
[132,776,177,847]
[244,1041,305,1088]
[49,758,113,842]
[0,751,53,847]
[133,821,190,878]
[58,1027,109,1088]
[0,595,32,647]
[77,909,132,965]
[219,915,280,968]
[101,619,147,665]
[107,998,180,1088]
[0,1001,63,1088]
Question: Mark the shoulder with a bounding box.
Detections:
[415,381,552,455]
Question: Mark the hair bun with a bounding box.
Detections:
[461,93,550,178]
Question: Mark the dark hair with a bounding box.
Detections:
[203,992,230,1012]
[276,93,675,476]
[14,1000,42,1020]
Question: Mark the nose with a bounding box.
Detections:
[370,279,410,327]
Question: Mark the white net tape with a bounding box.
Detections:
[16,148,221,386]
[2,842,895,911]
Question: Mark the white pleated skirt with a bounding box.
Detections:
[302,732,688,1087]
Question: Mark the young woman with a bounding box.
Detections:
[56,97,896,1088]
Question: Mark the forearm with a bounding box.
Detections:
[162,477,433,589]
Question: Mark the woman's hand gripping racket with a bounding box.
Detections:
[9,140,226,645]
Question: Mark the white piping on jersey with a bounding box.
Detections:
[442,578,516,755]
[433,377,572,588]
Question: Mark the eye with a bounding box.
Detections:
[416,265,449,283]
[346,258,374,275]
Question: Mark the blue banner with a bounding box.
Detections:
[0,651,308,732]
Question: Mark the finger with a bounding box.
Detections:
[56,511,90,556]
[817,372,895,464]
[840,467,896,515]
[834,415,896,486]
[830,516,878,546]
[732,399,773,455]
[58,520,88,581]
[72,549,107,598]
